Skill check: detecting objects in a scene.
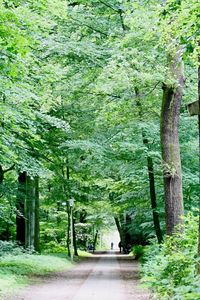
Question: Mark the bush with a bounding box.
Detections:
[0,241,38,256]
[142,214,200,300]
[42,241,68,255]
[0,241,23,256]
[132,245,145,260]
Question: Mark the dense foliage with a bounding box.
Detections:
[0,0,199,298]
[142,214,200,300]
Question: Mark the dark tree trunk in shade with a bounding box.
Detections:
[114,216,126,252]
[16,173,40,250]
[135,87,163,244]
[160,54,184,235]
[66,164,71,257]
[143,137,163,244]
[72,216,78,256]
[67,204,71,257]
[34,176,40,252]
[0,165,3,184]
[25,176,35,249]
[16,172,26,246]
[93,230,98,252]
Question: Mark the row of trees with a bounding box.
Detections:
[0,0,199,254]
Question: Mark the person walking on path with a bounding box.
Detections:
[118,241,122,253]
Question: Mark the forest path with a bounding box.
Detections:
[8,252,150,300]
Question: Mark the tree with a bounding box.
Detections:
[160,1,185,235]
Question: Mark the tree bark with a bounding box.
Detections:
[72,216,78,256]
[0,165,4,184]
[93,229,98,252]
[160,54,184,235]
[66,164,71,257]
[143,137,163,243]
[34,176,40,252]
[25,175,40,250]
[16,172,26,246]
[197,45,200,257]
[114,216,126,252]
[135,87,163,243]
[67,204,71,257]
[25,176,35,249]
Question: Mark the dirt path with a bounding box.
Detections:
[7,252,150,300]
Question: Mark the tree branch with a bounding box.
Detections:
[69,16,109,37]
[143,81,161,97]
[118,8,126,33]
[99,0,118,12]
[99,1,126,33]
[3,164,15,174]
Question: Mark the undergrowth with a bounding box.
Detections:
[0,245,72,299]
[142,213,200,300]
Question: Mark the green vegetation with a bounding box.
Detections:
[131,245,145,261]
[0,0,199,298]
[142,214,200,300]
[0,244,72,298]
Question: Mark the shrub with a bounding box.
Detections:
[132,245,145,260]
[42,241,68,255]
[0,241,23,256]
[0,241,38,256]
[142,213,200,300]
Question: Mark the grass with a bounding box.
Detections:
[78,250,92,257]
[0,253,72,299]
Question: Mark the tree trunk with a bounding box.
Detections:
[0,165,3,184]
[73,216,78,256]
[16,172,26,246]
[114,216,126,252]
[25,176,35,249]
[93,230,98,252]
[143,137,163,243]
[135,87,163,243]
[25,175,40,250]
[66,163,71,257]
[197,46,200,257]
[67,204,71,257]
[34,176,40,252]
[160,54,184,235]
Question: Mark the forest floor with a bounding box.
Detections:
[5,251,150,300]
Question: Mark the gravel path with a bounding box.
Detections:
[7,252,150,300]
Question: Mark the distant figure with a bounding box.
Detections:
[111,242,114,250]
[88,244,93,252]
[118,241,122,253]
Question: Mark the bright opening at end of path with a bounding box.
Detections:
[101,228,120,251]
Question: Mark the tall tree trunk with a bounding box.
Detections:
[34,176,40,252]
[135,87,163,243]
[114,216,126,252]
[160,54,184,235]
[16,172,26,246]
[93,230,98,252]
[143,137,163,243]
[0,165,3,184]
[72,217,78,256]
[197,46,200,258]
[25,176,35,249]
[67,204,71,257]
[66,164,71,257]
[25,175,40,250]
